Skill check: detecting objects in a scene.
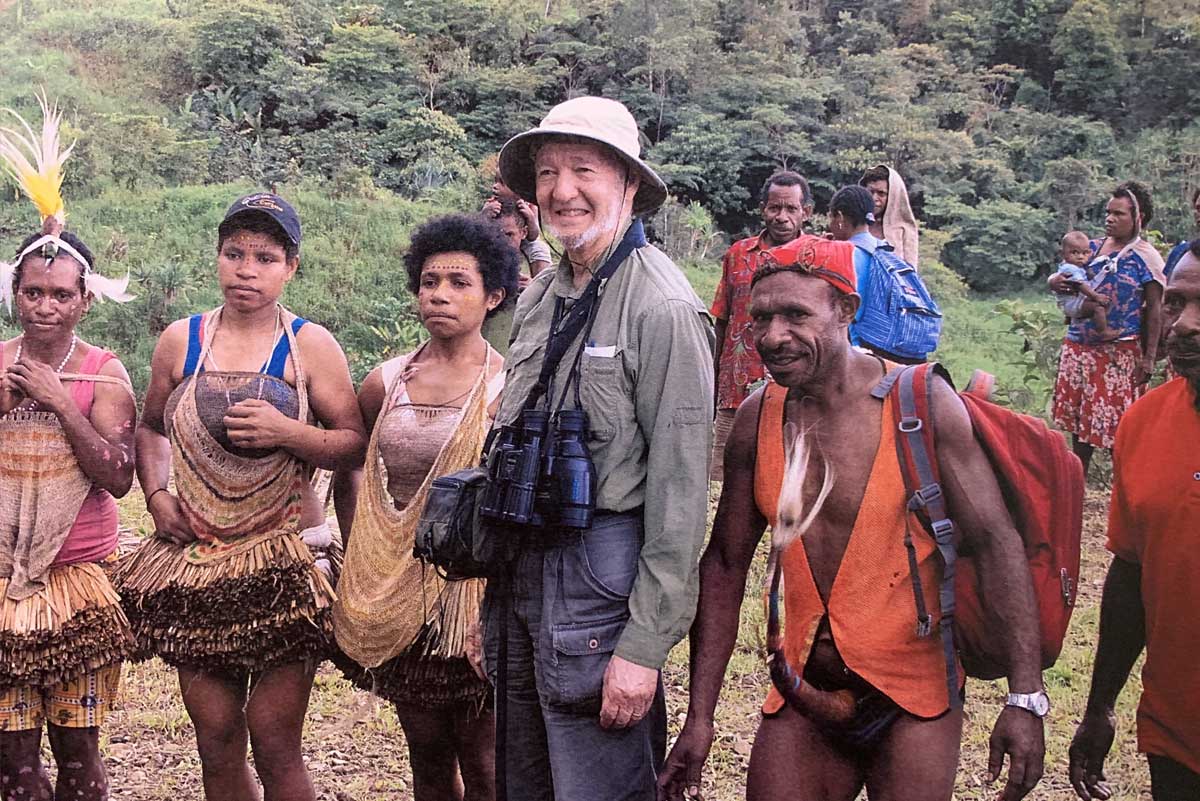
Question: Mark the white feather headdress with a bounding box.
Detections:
[0,92,133,312]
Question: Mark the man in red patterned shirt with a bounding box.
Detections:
[710,170,812,480]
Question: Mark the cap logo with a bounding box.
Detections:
[240,194,284,213]
[766,241,820,270]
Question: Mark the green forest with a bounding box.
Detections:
[2,0,1200,393]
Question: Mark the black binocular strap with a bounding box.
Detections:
[524,219,647,412]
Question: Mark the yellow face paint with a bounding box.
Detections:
[422,252,480,273]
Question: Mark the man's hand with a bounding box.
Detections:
[599,655,657,729]
[147,490,198,546]
[657,719,712,800]
[5,360,72,415]
[987,705,1046,800]
[224,399,297,451]
[1068,709,1116,800]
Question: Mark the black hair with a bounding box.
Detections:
[217,211,299,261]
[12,230,94,296]
[760,170,813,207]
[404,214,521,319]
[1189,239,1200,260]
[493,198,526,225]
[859,165,890,186]
[829,186,875,228]
[1112,181,1154,227]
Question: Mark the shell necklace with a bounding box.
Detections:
[11,334,77,411]
[15,334,77,373]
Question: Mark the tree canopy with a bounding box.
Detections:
[2,0,1200,299]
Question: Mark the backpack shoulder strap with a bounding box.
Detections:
[964,369,995,401]
[888,361,963,710]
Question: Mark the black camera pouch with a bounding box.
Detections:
[415,466,508,580]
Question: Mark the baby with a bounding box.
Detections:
[1054,230,1117,340]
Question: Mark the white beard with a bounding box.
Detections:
[547,203,623,256]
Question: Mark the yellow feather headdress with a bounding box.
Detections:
[0,91,73,228]
[0,93,133,312]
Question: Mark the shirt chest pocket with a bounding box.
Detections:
[579,352,633,443]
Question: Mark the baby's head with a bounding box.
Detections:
[1062,231,1091,268]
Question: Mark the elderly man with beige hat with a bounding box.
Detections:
[480,96,714,799]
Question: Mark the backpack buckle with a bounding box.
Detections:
[930,518,956,544]
[907,483,942,511]
[898,417,923,433]
[916,614,933,638]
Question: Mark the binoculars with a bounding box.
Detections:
[481,407,597,531]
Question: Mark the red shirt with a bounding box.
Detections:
[1106,378,1200,773]
[711,233,773,410]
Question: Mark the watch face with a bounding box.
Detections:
[1033,693,1051,716]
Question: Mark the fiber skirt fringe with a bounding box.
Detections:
[332,623,492,712]
[0,562,134,690]
[114,532,335,673]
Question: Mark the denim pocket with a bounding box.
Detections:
[545,615,627,708]
[578,519,640,601]
[556,516,641,622]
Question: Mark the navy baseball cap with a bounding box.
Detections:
[222,193,302,247]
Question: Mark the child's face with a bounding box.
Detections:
[1063,240,1091,268]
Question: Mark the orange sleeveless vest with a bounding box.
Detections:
[753,381,960,718]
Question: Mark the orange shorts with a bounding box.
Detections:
[0,663,122,731]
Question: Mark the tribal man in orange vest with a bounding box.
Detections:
[658,237,1046,801]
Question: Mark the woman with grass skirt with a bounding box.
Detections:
[0,94,138,801]
[332,214,519,801]
[115,193,366,801]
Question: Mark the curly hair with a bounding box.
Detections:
[1113,180,1154,227]
[403,214,521,318]
[760,170,813,208]
[11,230,94,297]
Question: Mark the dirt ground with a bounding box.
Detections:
[57,487,1149,800]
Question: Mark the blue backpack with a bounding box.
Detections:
[851,240,942,360]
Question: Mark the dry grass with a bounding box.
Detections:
[74,482,1149,800]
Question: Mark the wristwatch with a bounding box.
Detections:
[1006,690,1051,718]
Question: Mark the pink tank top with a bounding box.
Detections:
[0,342,122,566]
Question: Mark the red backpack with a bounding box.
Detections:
[880,363,1083,707]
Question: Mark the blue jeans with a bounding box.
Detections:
[482,512,666,801]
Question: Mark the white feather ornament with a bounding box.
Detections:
[771,422,835,552]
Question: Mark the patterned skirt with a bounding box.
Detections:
[1052,338,1144,449]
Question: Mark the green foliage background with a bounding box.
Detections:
[2,0,1198,398]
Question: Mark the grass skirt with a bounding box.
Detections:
[0,562,134,690]
[331,622,491,713]
[114,531,335,673]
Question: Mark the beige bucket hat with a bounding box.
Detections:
[498,96,668,216]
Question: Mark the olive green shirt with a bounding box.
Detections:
[495,222,715,669]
